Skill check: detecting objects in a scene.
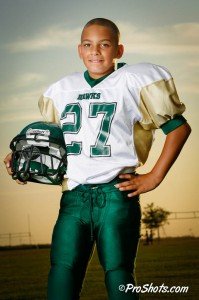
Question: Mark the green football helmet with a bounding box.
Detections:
[10,121,67,185]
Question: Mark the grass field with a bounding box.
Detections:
[0,237,198,299]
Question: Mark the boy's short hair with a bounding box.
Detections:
[82,18,120,45]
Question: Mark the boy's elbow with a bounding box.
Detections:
[168,122,191,142]
[180,122,192,143]
[184,122,192,137]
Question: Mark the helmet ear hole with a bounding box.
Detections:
[19,172,30,181]
[10,121,67,185]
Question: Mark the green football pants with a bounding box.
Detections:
[47,177,141,300]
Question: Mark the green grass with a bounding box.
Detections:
[0,238,198,299]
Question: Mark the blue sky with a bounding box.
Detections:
[0,0,198,244]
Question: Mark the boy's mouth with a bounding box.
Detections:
[89,59,104,63]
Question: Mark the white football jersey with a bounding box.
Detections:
[39,63,185,190]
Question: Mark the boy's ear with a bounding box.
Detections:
[116,44,124,59]
[78,44,82,59]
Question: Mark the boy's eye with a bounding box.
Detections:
[101,43,110,48]
[83,43,91,47]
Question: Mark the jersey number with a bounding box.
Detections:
[61,102,117,157]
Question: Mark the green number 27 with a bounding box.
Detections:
[61,102,117,157]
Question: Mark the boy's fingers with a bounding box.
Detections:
[119,185,137,191]
[4,162,13,175]
[119,174,133,179]
[116,173,137,186]
[4,165,13,175]
[8,169,13,175]
[4,153,27,184]
[4,160,10,168]
[115,177,137,188]
[128,191,139,197]
[16,179,27,185]
[3,153,13,174]
[4,152,12,162]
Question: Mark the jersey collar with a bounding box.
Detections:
[84,62,126,88]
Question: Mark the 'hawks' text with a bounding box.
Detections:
[77,93,101,100]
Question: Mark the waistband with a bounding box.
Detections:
[62,168,136,192]
[73,176,125,193]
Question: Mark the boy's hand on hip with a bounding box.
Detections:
[115,123,191,197]
[115,173,161,197]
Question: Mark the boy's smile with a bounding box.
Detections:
[78,25,124,79]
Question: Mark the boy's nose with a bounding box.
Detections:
[90,45,100,55]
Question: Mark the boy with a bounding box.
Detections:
[4,18,191,299]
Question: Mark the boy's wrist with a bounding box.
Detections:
[149,169,165,186]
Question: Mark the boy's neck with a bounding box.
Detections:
[84,71,109,88]
[87,62,126,80]
[88,68,114,80]
[84,62,126,88]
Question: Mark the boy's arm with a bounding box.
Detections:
[115,122,191,197]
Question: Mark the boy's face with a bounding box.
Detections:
[78,25,124,79]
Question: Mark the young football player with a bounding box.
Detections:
[4,18,191,300]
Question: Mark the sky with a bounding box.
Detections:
[0,0,198,245]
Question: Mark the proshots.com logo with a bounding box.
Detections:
[118,283,189,294]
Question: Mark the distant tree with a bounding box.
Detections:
[142,203,170,239]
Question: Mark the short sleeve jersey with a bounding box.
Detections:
[39,63,186,190]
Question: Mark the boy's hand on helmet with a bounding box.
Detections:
[4,153,12,175]
[3,152,26,185]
